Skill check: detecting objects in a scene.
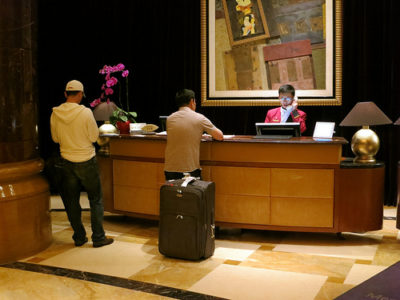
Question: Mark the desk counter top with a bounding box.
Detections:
[103,134,348,145]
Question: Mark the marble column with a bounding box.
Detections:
[0,0,52,263]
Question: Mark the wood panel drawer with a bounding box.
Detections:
[114,186,159,215]
[212,166,270,196]
[215,194,270,225]
[210,143,342,164]
[113,160,160,188]
[156,163,166,186]
[271,168,334,198]
[110,139,166,158]
[270,197,333,227]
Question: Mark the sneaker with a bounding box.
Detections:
[93,237,114,248]
[74,237,88,247]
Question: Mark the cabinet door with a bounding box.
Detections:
[113,160,162,215]
[270,168,334,227]
[270,197,333,227]
[212,166,270,224]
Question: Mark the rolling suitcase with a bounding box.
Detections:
[158,177,215,260]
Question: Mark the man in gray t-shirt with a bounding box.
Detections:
[164,89,223,180]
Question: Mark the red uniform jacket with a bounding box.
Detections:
[264,107,307,134]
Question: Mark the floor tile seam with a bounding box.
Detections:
[272,249,380,261]
[0,262,227,300]
[326,276,346,284]
[222,260,335,279]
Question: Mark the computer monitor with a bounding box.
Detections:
[159,116,168,131]
[255,122,301,139]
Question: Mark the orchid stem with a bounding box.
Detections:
[118,81,123,109]
[126,76,129,112]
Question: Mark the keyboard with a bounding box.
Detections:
[252,135,292,139]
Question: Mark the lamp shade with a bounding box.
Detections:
[395,116,400,125]
[339,101,392,126]
[93,101,118,121]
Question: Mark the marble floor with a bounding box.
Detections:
[0,194,399,300]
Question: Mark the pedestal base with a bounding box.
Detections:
[0,159,52,263]
[397,161,400,229]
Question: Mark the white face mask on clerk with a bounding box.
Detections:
[279,94,299,122]
[279,93,298,110]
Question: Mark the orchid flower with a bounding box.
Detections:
[91,63,131,114]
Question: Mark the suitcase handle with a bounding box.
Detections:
[181,176,196,187]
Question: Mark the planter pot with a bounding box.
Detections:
[116,121,131,134]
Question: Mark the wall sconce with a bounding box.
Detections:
[339,101,392,163]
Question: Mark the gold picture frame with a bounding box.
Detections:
[201,0,342,107]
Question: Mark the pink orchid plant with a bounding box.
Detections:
[91,63,137,125]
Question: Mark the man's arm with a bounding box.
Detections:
[291,99,306,133]
[50,113,59,143]
[292,110,307,133]
[86,109,100,142]
[299,112,307,133]
[210,127,224,141]
[200,113,224,141]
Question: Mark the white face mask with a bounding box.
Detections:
[280,97,293,108]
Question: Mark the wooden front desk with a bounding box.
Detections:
[98,135,384,233]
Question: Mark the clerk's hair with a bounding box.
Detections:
[175,89,195,108]
[278,84,295,96]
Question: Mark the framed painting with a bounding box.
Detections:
[201,0,343,106]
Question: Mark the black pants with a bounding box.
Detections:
[56,157,106,243]
[164,169,202,181]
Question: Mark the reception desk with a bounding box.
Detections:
[98,135,384,233]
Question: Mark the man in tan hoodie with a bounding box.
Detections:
[50,80,113,248]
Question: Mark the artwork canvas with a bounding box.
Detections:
[201,0,342,106]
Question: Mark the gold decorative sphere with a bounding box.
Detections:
[97,136,110,147]
[97,121,118,155]
[351,128,380,163]
[99,121,118,135]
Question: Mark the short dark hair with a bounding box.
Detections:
[65,91,81,97]
[278,84,295,96]
[175,89,195,107]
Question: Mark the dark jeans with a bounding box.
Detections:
[164,168,202,181]
[55,156,105,243]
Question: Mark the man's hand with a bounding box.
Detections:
[292,98,298,111]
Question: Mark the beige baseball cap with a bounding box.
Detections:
[65,80,86,97]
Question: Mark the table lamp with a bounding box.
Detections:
[339,101,392,163]
[93,101,118,121]
[395,116,400,125]
[93,101,119,155]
